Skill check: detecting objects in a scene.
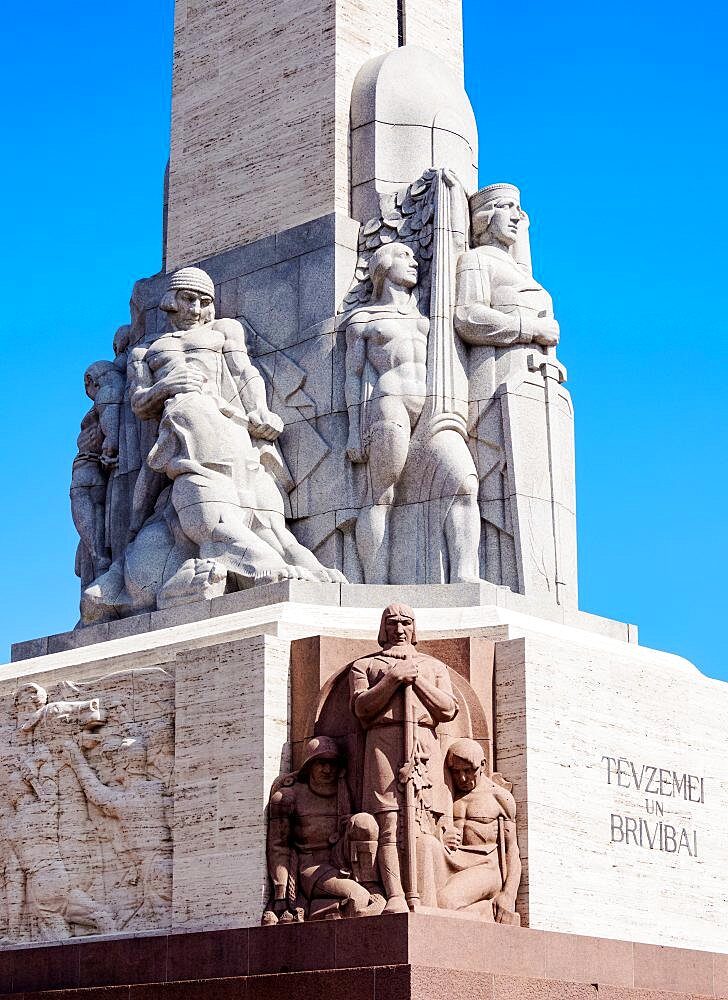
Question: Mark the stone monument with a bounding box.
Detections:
[2,1,727,998]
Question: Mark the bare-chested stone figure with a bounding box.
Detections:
[345,243,479,583]
[70,361,125,589]
[82,267,345,621]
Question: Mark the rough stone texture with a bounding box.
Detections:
[0,916,726,998]
[0,633,289,944]
[0,671,174,943]
[166,1,464,268]
[494,630,728,951]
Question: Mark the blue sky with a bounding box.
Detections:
[1,0,726,679]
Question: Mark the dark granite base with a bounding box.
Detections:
[0,915,726,1000]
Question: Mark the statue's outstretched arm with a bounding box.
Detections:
[61,740,121,817]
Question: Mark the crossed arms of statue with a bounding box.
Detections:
[453,250,559,348]
[350,659,459,727]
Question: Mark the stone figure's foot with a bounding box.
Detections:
[363,893,387,917]
[315,567,348,584]
[253,564,316,586]
[157,558,227,609]
[81,561,127,625]
[383,894,409,914]
[261,909,278,926]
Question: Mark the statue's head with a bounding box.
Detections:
[446,737,486,793]
[298,736,342,796]
[378,603,417,649]
[160,267,216,331]
[84,360,118,400]
[113,325,132,358]
[368,242,418,299]
[470,183,525,250]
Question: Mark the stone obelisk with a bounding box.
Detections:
[166,0,465,267]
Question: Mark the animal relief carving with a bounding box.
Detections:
[0,669,174,942]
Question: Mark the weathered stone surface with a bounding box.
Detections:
[351,46,477,222]
[0,670,174,941]
[167,2,465,269]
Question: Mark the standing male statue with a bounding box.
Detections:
[345,243,480,584]
[454,184,577,603]
[349,604,459,912]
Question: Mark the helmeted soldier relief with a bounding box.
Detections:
[263,737,385,923]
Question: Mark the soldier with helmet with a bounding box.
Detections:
[263,737,384,923]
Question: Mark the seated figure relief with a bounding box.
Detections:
[263,605,523,924]
[263,737,385,923]
[420,738,521,922]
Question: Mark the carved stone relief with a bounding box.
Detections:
[0,669,174,942]
[71,172,576,614]
[263,605,522,923]
[338,170,578,602]
[75,267,346,626]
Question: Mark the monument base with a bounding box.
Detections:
[0,916,726,1000]
[2,588,725,954]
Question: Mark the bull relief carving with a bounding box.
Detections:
[263,605,522,924]
[0,669,174,942]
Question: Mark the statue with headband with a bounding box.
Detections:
[81,266,346,623]
[454,183,577,607]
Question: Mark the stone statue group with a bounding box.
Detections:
[262,605,521,923]
[72,172,572,622]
